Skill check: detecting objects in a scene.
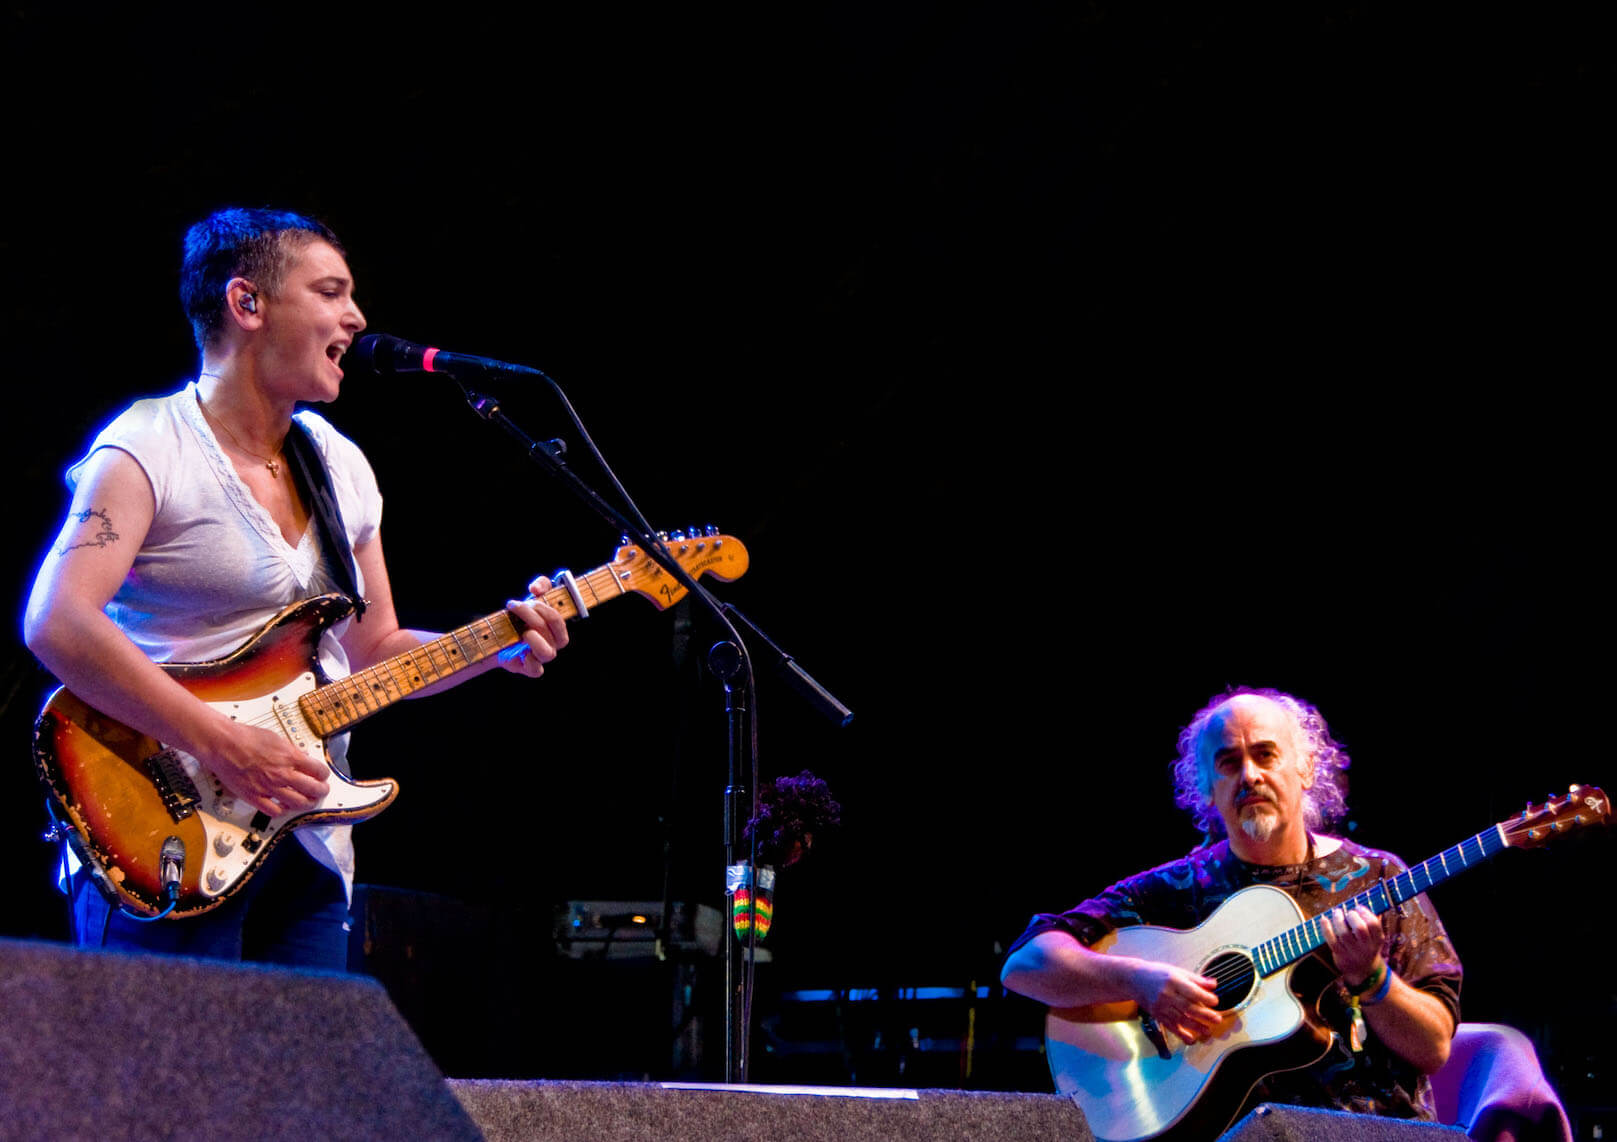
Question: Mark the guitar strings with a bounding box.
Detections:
[1191,861,1454,996]
[1133,835,1496,1015]
[230,560,640,735]
[144,560,668,830]
[178,550,710,800]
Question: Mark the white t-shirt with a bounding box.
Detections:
[65,381,384,897]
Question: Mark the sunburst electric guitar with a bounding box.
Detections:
[1044,786,1610,1142]
[34,534,748,919]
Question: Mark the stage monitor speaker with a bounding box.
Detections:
[0,936,481,1141]
[1219,1103,1468,1140]
[449,1079,1095,1141]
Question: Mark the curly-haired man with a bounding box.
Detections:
[1001,688,1461,1128]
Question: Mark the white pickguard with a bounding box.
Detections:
[169,672,395,897]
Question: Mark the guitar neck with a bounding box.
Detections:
[1252,825,1508,978]
[297,563,628,737]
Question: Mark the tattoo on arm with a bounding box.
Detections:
[59,508,121,555]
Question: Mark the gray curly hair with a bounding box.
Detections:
[1171,687,1351,839]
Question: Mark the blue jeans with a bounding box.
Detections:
[71,838,350,970]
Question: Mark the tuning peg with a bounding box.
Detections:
[704,524,719,536]
[670,529,686,542]
[619,534,631,547]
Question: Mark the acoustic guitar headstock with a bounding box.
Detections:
[1500,784,1609,850]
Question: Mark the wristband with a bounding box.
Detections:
[1344,960,1389,1053]
[1345,959,1387,998]
[1361,964,1394,1006]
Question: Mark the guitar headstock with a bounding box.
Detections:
[614,531,750,610]
[1500,784,1610,850]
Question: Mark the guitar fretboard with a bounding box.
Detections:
[1252,825,1508,977]
[296,562,632,737]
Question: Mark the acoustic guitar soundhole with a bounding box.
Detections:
[1202,950,1257,1011]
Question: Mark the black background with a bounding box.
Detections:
[2,0,1608,1108]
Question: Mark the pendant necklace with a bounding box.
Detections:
[196,382,284,477]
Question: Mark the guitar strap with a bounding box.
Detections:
[282,418,368,622]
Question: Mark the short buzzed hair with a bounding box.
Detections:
[179,207,344,349]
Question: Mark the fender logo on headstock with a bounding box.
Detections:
[612,534,749,613]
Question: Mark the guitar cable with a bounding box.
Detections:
[48,802,184,931]
[118,837,186,923]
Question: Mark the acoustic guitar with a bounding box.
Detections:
[1044,785,1609,1142]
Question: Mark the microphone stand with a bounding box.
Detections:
[709,639,754,1082]
[454,385,630,539]
[446,370,851,1085]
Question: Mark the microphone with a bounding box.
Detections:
[351,334,546,380]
